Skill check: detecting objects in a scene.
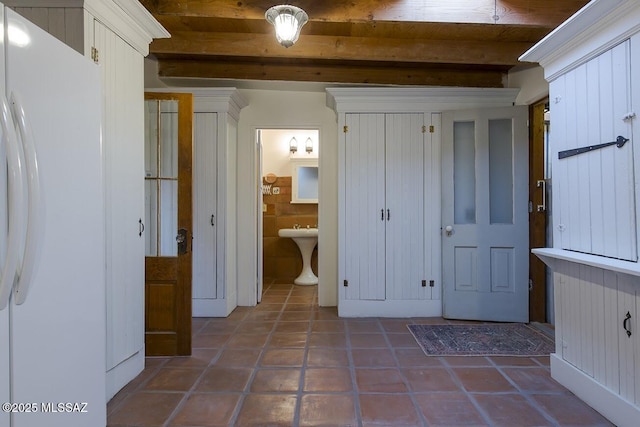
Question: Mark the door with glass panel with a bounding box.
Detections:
[442,106,529,322]
[144,92,193,355]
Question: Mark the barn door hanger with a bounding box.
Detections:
[558,135,628,159]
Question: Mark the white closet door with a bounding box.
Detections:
[385,114,427,300]
[94,20,145,370]
[344,113,386,300]
[192,112,218,304]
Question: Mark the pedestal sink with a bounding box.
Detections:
[278,227,318,285]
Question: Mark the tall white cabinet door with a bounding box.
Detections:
[344,113,386,300]
[193,112,218,306]
[384,113,427,300]
[94,20,145,373]
[442,106,529,322]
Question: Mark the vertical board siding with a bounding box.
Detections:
[555,262,640,401]
[551,40,636,261]
[96,20,146,371]
[192,113,218,300]
[385,114,426,300]
[344,114,386,300]
[13,7,84,54]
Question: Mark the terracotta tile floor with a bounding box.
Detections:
[107,283,614,427]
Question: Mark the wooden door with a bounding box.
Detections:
[442,106,529,322]
[144,92,193,356]
[529,100,548,322]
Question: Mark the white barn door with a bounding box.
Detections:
[442,106,529,322]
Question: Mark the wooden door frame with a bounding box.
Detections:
[529,98,548,322]
[144,92,194,356]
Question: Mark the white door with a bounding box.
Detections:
[192,112,218,311]
[344,113,386,300]
[442,106,529,322]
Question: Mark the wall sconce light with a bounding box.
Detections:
[289,137,298,153]
[305,137,313,154]
[265,5,308,48]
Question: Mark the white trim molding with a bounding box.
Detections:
[326,87,520,113]
[148,87,248,120]
[520,0,640,81]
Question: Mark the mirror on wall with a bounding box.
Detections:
[291,158,318,204]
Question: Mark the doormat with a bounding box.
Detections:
[407,323,555,356]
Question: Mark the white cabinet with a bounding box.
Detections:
[545,259,640,425]
[6,0,169,400]
[180,89,247,317]
[339,112,441,317]
[521,1,640,425]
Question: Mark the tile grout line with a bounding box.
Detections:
[385,318,430,427]
[226,282,292,426]
[344,317,364,427]
[488,358,561,427]
[440,356,496,427]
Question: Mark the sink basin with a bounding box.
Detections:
[278,227,319,238]
[278,228,318,285]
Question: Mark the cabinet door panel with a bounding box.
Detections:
[344,113,386,300]
[95,20,145,370]
[385,114,427,299]
[193,112,218,300]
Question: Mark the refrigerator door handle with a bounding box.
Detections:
[0,96,25,310]
[10,93,42,305]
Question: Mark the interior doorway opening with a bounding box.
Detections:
[257,128,320,302]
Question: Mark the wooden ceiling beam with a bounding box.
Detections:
[152,0,588,27]
[150,32,532,66]
[156,58,506,87]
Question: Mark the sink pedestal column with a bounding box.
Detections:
[292,237,318,285]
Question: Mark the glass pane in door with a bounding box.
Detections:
[144,99,179,256]
[489,119,513,224]
[454,121,476,224]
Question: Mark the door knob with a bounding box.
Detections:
[445,225,453,236]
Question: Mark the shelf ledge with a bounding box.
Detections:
[532,248,640,278]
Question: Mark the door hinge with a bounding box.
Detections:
[91,46,99,64]
[343,125,348,133]
[343,279,349,287]
[529,279,533,291]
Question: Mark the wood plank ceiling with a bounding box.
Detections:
[140,0,589,88]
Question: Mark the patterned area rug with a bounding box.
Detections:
[407,323,555,356]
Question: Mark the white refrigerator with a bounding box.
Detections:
[0,6,106,427]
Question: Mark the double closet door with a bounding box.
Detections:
[343,113,435,302]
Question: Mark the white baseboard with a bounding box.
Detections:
[551,353,640,426]
[193,298,235,317]
[338,299,442,318]
[106,348,144,401]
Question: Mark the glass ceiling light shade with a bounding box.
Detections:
[265,5,308,48]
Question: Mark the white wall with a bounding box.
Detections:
[508,65,549,105]
[237,89,339,307]
[262,129,319,178]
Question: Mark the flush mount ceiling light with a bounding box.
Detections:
[265,5,308,48]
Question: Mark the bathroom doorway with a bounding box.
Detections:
[257,128,320,303]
